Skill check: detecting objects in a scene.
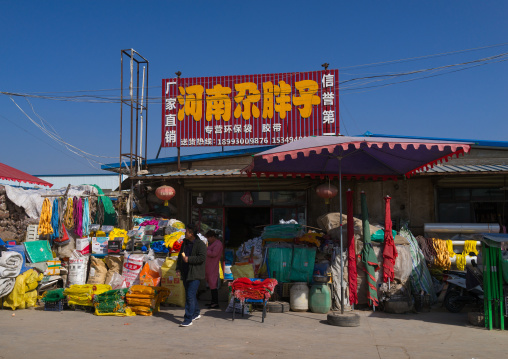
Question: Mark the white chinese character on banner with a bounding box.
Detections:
[273,123,282,132]
[322,74,334,88]
[165,114,176,127]
[224,125,233,133]
[215,125,223,134]
[166,81,176,95]
[165,98,177,111]
[244,124,252,133]
[188,138,196,146]
[233,125,242,133]
[262,124,271,133]
[322,92,334,106]
[205,138,213,145]
[205,126,213,134]
[197,138,204,145]
[180,139,188,146]
[165,130,176,143]
[322,110,335,124]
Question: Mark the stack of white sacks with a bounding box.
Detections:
[0,250,23,298]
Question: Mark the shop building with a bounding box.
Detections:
[102,134,508,240]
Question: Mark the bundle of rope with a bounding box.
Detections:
[82,198,90,237]
[73,197,83,238]
[96,197,105,226]
[92,185,116,225]
[463,240,479,256]
[50,198,60,242]
[432,238,451,270]
[446,240,456,257]
[416,235,435,264]
[64,197,74,229]
[38,198,53,236]
[456,253,467,271]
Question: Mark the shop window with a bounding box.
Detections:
[272,191,306,206]
[438,203,471,223]
[191,192,223,206]
[191,207,223,238]
[224,191,271,206]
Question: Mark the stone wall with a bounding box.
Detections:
[0,185,38,242]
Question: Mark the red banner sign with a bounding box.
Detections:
[161,69,338,147]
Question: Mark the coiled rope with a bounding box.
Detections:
[64,197,74,229]
[82,198,90,237]
[73,197,83,237]
[38,198,53,235]
[50,198,60,242]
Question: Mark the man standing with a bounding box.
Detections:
[176,224,207,327]
[205,230,223,309]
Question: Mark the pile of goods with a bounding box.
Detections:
[0,187,185,317]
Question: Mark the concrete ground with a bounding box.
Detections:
[0,303,506,359]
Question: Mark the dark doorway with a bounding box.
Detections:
[225,207,270,247]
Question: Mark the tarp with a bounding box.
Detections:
[360,192,379,308]
[0,162,52,187]
[4,185,98,219]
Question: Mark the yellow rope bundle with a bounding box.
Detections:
[38,198,53,235]
[456,254,467,271]
[463,240,478,256]
[446,240,456,257]
[64,197,74,229]
[433,238,451,270]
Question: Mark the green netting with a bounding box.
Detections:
[289,247,316,283]
[267,247,292,283]
[42,288,66,302]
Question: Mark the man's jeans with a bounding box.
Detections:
[183,279,200,324]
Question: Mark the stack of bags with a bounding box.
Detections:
[93,288,134,316]
[125,285,170,316]
[64,284,112,307]
[2,268,43,310]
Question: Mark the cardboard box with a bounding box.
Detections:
[76,237,91,255]
[92,237,109,256]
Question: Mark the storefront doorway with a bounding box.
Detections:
[225,207,270,247]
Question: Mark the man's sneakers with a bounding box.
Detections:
[180,314,201,327]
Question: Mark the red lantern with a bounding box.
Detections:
[316,183,338,204]
[155,185,176,206]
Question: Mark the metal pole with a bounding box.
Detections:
[339,160,344,314]
[144,61,149,169]
[119,51,123,192]
[178,147,181,171]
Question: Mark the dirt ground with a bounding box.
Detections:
[0,303,506,359]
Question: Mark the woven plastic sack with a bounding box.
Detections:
[64,284,112,306]
[87,256,107,284]
[121,254,144,287]
[160,258,185,307]
[267,247,293,283]
[67,257,88,286]
[289,247,316,283]
[230,263,254,280]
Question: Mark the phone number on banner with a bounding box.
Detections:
[180,136,304,146]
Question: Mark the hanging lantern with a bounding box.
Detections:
[316,183,338,204]
[155,185,176,206]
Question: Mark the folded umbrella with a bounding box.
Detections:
[360,192,379,308]
[383,196,398,283]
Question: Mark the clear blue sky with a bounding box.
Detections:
[1,1,507,175]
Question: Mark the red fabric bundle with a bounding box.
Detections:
[172,241,182,253]
[230,278,278,302]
